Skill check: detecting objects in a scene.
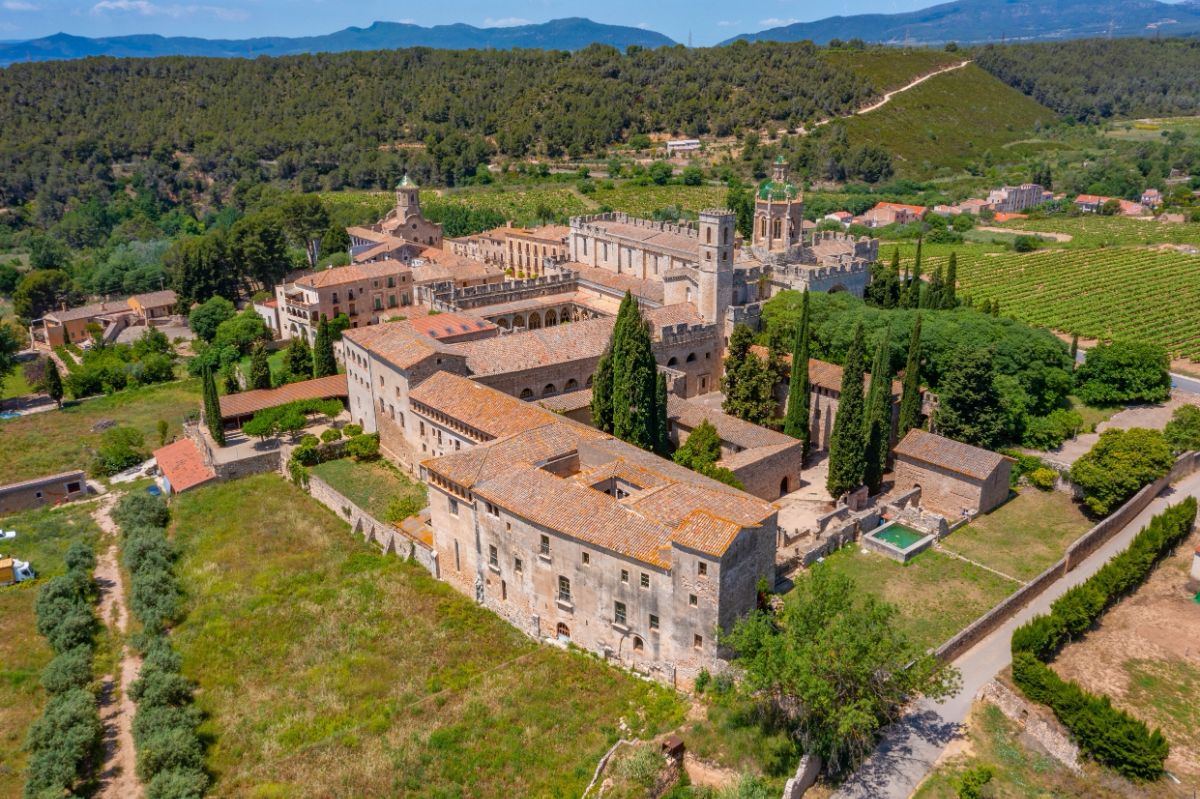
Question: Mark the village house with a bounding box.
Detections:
[0,471,87,515]
[986,184,1050,213]
[1140,188,1164,209]
[954,198,991,216]
[823,211,854,226]
[274,260,414,343]
[1073,194,1146,216]
[891,429,1014,518]
[666,139,702,156]
[30,289,178,347]
[410,371,777,687]
[861,202,928,228]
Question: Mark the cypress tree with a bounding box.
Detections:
[898,314,924,438]
[863,326,893,495]
[924,265,944,310]
[249,342,272,389]
[944,251,958,309]
[610,293,639,440]
[592,291,636,434]
[905,237,924,309]
[889,247,900,275]
[721,324,776,425]
[655,371,671,456]
[202,365,225,446]
[313,316,337,377]
[283,337,312,382]
[782,290,812,456]
[616,314,657,450]
[826,323,867,499]
[222,364,240,394]
[44,358,64,407]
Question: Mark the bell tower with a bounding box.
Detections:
[752,156,804,254]
[697,209,735,327]
[396,175,420,221]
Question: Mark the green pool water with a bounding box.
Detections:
[872,524,927,550]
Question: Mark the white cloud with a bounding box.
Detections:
[482,17,530,28]
[3,1,39,11]
[91,0,247,21]
[759,17,800,28]
[716,20,740,28]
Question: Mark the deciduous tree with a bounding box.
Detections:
[935,347,1006,449]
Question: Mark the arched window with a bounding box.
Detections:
[528,313,542,330]
[513,314,526,328]
[780,477,789,496]
[772,218,782,239]
[545,310,558,326]
[565,378,579,391]
[556,623,571,641]
[542,384,556,397]
[686,353,697,363]
[585,375,594,387]
[705,227,712,244]
[633,636,644,652]
[667,357,678,367]
[519,388,534,400]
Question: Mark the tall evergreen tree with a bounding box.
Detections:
[721,323,777,425]
[935,347,1006,449]
[782,290,812,455]
[592,347,615,433]
[313,316,337,377]
[614,314,658,450]
[863,326,893,495]
[610,292,640,440]
[282,337,312,382]
[202,365,225,446]
[249,342,272,390]
[826,323,867,499]
[923,265,944,310]
[44,357,63,407]
[898,314,924,438]
[1070,332,1079,366]
[655,371,671,456]
[905,238,924,309]
[943,251,958,309]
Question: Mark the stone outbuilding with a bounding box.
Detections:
[0,470,87,515]
[891,429,1014,519]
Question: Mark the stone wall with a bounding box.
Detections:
[978,680,1081,772]
[307,473,438,576]
[781,754,822,799]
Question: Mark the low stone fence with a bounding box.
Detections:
[933,451,1200,663]
[781,754,821,799]
[307,473,438,577]
[978,680,1080,772]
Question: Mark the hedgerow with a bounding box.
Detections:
[113,493,208,798]
[1010,498,1197,780]
[24,543,101,799]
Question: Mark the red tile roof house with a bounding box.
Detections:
[153,439,215,494]
[1074,194,1109,214]
[862,202,928,228]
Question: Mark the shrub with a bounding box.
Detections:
[1074,341,1171,406]
[345,432,380,461]
[41,646,94,694]
[114,492,170,530]
[1069,428,1174,516]
[23,688,102,797]
[1164,404,1200,453]
[386,494,425,523]
[136,725,205,782]
[320,428,342,443]
[1022,408,1083,450]
[956,765,992,799]
[146,767,209,799]
[343,423,363,437]
[89,425,149,477]
[614,744,662,790]
[1028,467,1058,490]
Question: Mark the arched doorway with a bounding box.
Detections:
[780,477,789,496]
[556,622,571,641]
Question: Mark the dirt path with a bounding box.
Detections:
[801,61,972,134]
[91,493,143,799]
[976,225,1074,242]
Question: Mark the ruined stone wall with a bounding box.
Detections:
[729,445,804,501]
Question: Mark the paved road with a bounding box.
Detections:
[832,469,1200,799]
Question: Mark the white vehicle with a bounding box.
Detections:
[1,557,35,586]
[0,530,15,541]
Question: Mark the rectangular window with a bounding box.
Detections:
[698,561,708,576]
[388,294,397,308]
[558,576,571,602]
[373,297,382,311]
[694,634,703,650]
[620,569,629,583]
[387,276,395,288]
[689,594,698,607]
[449,498,459,516]
[582,552,591,565]
[488,545,498,568]
[486,502,499,517]
[640,573,650,589]
[649,614,659,630]
[614,602,627,625]
[514,557,523,573]
[540,535,550,556]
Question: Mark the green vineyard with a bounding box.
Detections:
[907,247,1200,361]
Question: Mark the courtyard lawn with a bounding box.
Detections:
[236,349,287,385]
[310,457,427,521]
[940,489,1092,582]
[0,504,102,798]
[0,379,200,483]
[812,546,1016,651]
[170,475,684,798]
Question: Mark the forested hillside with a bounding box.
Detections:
[0,43,876,210]
[975,38,1200,121]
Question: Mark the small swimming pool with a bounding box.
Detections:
[0,411,19,420]
[872,524,926,550]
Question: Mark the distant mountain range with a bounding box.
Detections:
[723,0,1200,45]
[0,18,675,66]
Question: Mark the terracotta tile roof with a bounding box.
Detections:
[569,263,666,303]
[153,439,215,493]
[352,239,421,263]
[624,481,775,529]
[507,224,570,242]
[1074,194,1107,204]
[537,388,594,414]
[343,322,459,371]
[129,290,178,309]
[411,257,504,285]
[644,303,705,332]
[583,219,700,259]
[871,202,928,215]
[296,260,411,289]
[667,395,794,450]
[893,429,1013,481]
[720,440,799,471]
[409,372,555,440]
[426,421,595,489]
[217,373,348,421]
[407,312,497,341]
[671,510,744,557]
[576,458,672,491]
[452,317,615,376]
[347,225,388,243]
[43,299,133,323]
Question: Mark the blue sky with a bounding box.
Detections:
[0,0,946,46]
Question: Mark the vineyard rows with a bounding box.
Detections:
[902,247,1200,361]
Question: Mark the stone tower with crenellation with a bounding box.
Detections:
[697,209,735,329]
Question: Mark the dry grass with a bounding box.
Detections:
[941,489,1092,581]
[309,458,425,521]
[170,474,684,798]
[0,379,200,483]
[0,503,102,797]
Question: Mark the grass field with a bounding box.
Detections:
[1,366,33,400]
[892,244,1200,360]
[310,458,426,522]
[0,504,102,798]
[1001,215,1200,248]
[914,702,1159,799]
[0,379,200,483]
[810,545,1016,651]
[170,475,684,798]
[940,490,1091,581]
[839,64,1055,177]
[1103,115,1200,144]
